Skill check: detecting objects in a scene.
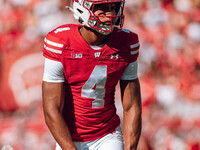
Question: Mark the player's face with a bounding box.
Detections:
[93,3,117,25]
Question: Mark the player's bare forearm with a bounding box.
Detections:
[120,79,142,150]
[42,81,77,150]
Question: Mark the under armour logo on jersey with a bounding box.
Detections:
[111,54,119,59]
[71,53,82,58]
[94,52,101,58]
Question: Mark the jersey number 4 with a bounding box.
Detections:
[81,65,107,108]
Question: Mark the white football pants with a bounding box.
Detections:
[56,126,124,150]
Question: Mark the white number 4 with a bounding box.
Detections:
[81,65,107,108]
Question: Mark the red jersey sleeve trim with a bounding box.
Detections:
[43,31,65,62]
[127,32,140,63]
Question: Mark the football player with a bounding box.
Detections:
[42,0,142,149]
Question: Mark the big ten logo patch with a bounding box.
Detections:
[71,53,83,58]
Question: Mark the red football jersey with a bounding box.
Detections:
[43,24,140,142]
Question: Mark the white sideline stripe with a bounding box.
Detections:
[130,50,139,55]
[44,45,62,54]
[45,38,63,48]
[130,42,140,49]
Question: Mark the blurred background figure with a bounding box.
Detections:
[0,0,200,149]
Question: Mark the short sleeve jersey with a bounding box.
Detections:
[43,24,140,142]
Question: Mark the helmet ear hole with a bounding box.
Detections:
[77,8,83,14]
[78,17,84,24]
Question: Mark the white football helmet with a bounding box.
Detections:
[66,0,125,35]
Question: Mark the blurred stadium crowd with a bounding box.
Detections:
[0,0,200,149]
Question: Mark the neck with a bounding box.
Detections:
[80,26,109,46]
